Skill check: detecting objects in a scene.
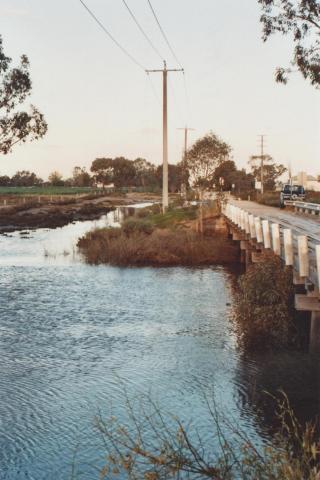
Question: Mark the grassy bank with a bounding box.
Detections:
[78,206,239,267]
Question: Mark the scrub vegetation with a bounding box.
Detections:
[92,392,320,480]
[234,256,296,350]
[77,206,239,267]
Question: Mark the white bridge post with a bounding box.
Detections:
[283,229,294,266]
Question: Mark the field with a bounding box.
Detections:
[0,186,100,196]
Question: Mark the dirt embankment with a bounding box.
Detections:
[0,193,159,232]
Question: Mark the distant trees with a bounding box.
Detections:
[0,175,10,186]
[155,162,185,193]
[259,0,320,88]
[133,158,156,188]
[186,132,231,189]
[90,158,113,187]
[11,170,42,186]
[213,160,255,194]
[48,171,64,186]
[112,157,136,188]
[0,35,47,155]
[72,166,91,187]
[249,155,287,191]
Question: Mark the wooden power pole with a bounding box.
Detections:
[146,61,184,211]
[178,126,194,198]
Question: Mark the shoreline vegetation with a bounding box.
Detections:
[77,204,240,267]
[0,192,159,232]
[94,391,320,480]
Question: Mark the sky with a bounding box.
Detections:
[1,0,320,180]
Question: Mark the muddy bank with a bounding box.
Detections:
[0,193,159,232]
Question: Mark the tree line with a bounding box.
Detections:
[0,132,287,194]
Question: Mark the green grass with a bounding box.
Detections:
[147,206,198,228]
[0,186,100,196]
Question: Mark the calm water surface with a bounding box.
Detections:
[0,207,318,479]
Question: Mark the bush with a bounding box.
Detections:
[94,391,320,480]
[122,218,154,236]
[257,191,281,207]
[234,256,295,350]
[77,227,239,266]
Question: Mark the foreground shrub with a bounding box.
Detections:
[94,392,320,480]
[234,257,295,350]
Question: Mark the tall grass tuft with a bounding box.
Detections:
[234,256,296,350]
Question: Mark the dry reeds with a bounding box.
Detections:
[77,226,239,267]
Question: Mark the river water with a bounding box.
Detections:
[0,207,319,479]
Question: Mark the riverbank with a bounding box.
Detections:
[0,192,160,232]
[78,205,240,266]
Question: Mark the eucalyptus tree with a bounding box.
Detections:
[0,36,47,154]
[259,0,320,88]
[186,132,231,192]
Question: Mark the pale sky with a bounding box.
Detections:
[1,0,320,180]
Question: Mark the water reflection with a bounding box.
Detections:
[0,207,318,479]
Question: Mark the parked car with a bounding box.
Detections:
[280,184,305,207]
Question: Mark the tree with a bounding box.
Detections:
[213,160,237,190]
[259,0,320,88]
[90,158,113,187]
[48,171,64,186]
[155,162,185,193]
[250,156,287,191]
[0,36,47,154]
[186,132,231,189]
[11,170,42,186]
[112,157,136,187]
[72,166,91,187]
[0,175,10,186]
[133,158,156,187]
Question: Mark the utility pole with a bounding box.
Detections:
[177,126,194,199]
[146,61,184,211]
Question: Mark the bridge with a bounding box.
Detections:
[223,199,320,352]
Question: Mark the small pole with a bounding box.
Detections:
[249,214,256,238]
[283,229,294,266]
[298,235,309,277]
[316,244,320,291]
[271,223,281,255]
[254,217,263,243]
[262,220,271,248]
[244,212,250,235]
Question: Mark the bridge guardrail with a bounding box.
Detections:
[223,202,320,291]
[294,201,320,215]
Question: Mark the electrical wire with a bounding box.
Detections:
[146,0,183,69]
[78,0,145,70]
[121,0,164,62]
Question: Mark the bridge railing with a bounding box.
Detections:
[223,202,320,291]
[294,201,320,215]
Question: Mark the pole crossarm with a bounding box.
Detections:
[146,69,184,73]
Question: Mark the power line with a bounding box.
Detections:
[121,0,164,62]
[78,0,145,70]
[146,0,183,69]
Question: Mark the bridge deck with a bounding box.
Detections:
[230,200,320,244]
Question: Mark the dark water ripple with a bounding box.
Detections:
[0,213,319,479]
